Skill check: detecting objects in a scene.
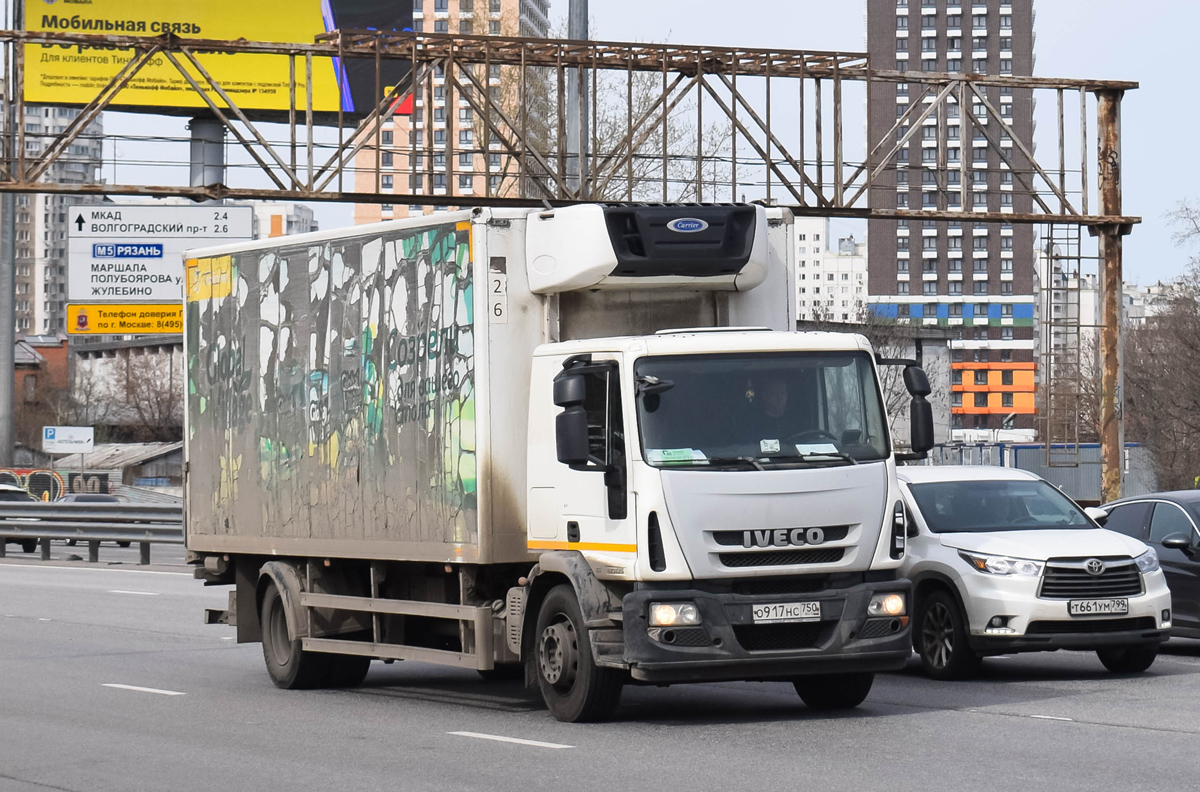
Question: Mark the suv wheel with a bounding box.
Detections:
[1097,645,1158,674]
[917,589,982,680]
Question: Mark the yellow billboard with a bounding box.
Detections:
[24,0,413,116]
[68,304,183,335]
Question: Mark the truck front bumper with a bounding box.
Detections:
[604,577,913,684]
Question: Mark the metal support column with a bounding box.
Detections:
[565,0,588,196]
[1094,89,1129,504]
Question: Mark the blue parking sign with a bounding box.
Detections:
[44,428,55,440]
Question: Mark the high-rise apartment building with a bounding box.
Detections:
[352,0,552,225]
[2,100,104,336]
[866,0,1036,440]
[795,218,868,323]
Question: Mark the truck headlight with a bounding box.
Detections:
[959,551,1044,577]
[867,592,906,617]
[1135,548,1160,574]
[649,602,701,626]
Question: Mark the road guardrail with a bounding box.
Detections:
[0,502,183,565]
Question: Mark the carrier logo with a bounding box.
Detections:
[1084,558,1106,575]
[666,217,708,233]
[742,527,827,548]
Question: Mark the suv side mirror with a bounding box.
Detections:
[1161,533,1193,552]
[1084,507,1109,527]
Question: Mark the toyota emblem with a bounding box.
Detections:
[1084,558,1106,576]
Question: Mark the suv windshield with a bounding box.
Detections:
[908,479,1093,533]
[635,351,889,468]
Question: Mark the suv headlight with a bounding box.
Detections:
[1135,547,1160,574]
[959,551,1044,577]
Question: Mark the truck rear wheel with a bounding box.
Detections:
[793,672,874,710]
[533,584,623,723]
[327,655,372,687]
[260,582,330,689]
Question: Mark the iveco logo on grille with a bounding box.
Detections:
[743,528,826,548]
[1085,558,1106,575]
[666,217,708,233]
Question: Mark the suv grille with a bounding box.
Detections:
[733,622,830,651]
[1025,617,1157,634]
[1039,559,1142,599]
[718,548,845,568]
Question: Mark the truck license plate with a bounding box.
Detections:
[1068,598,1129,616]
[752,601,822,624]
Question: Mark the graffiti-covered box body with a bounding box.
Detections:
[184,209,538,564]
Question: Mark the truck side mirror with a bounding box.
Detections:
[903,365,931,398]
[553,374,586,407]
[905,365,934,457]
[556,407,593,466]
[909,396,934,455]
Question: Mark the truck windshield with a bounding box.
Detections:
[635,351,889,468]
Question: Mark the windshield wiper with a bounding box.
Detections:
[765,452,859,466]
[702,455,767,470]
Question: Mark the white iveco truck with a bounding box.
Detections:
[185,203,934,722]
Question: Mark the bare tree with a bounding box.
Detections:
[122,350,183,442]
[1122,202,1200,489]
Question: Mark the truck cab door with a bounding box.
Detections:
[551,359,632,550]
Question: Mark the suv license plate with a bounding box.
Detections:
[1068,598,1129,616]
[752,601,822,624]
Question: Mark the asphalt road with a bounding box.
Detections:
[3,557,1200,792]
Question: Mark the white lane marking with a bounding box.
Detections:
[448,731,574,750]
[0,564,190,576]
[106,590,161,596]
[102,684,186,697]
[1029,714,1074,722]
[220,636,235,641]
[37,618,51,622]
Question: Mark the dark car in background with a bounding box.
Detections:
[0,483,40,553]
[56,493,130,547]
[1096,491,1200,638]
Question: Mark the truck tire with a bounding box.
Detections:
[916,589,981,680]
[260,582,330,690]
[21,539,37,553]
[327,655,372,687]
[1097,645,1158,673]
[533,584,623,723]
[793,672,874,710]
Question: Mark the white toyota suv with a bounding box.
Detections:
[898,466,1171,679]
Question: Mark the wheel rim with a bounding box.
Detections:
[538,613,579,692]
[922,602,955,669]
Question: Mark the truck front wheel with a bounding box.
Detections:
[533,584,623,723]
[260,582,330,689]
[793,672,874,710]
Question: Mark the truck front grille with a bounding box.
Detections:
[1038,559,1142,599]
[711,525,851,547]
[731,576,830,596]
[718,548,845,568]
[733,622,830,651]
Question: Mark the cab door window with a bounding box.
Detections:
[580,368,627,520]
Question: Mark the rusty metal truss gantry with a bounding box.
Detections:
[0,29,1141,500]
[0,29,1138,227]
